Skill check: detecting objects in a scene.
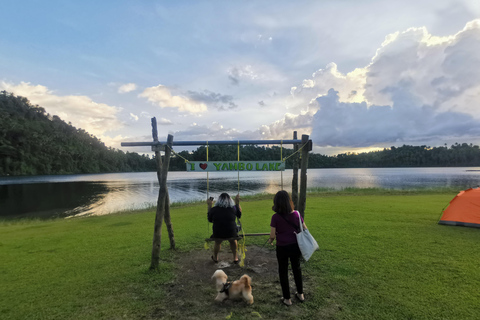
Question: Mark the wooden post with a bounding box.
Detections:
[291,131,299,208]
[150,125,174,270]
[298,134,310,218]
[164,190,175,250]
[151,118,175,251]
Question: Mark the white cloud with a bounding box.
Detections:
[130,113,139,121]
[256,19,480,149]
[118,83,137,93]
[227,63,286,86]
[139,85,208,113]
[228,65,259,85]
[0,81,123,137]
[158,118,173,125]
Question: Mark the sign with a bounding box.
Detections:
[186,161,285,172]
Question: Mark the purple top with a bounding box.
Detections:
[270,211,304,246]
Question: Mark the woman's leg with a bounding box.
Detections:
[229,239,238,261]
[213,240,222,260]
[276,246,291,300]
[290,244,304,295]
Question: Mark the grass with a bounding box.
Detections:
[1,188,479,319]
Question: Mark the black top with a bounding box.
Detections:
[208,205,242,238]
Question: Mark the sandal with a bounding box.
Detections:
[295,292,305,303]
[233,260,239,264]
[211,255,218,263]
[281,298,292,306]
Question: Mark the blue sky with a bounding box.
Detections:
[1,1,480,155]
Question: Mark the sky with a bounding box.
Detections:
[1,0,480,155]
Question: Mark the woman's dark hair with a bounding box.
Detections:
[272,190,295,215]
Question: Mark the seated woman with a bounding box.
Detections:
[207,193,242,263]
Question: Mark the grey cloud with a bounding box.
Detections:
[186,90,238,111]
[228,68,240,85]
[310,89,480,148]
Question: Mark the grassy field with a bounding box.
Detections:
[1,189,479,319]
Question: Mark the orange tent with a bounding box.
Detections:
[439,188,480,228]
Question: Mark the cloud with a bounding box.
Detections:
[130,113,139,121]
[227,65,259,85]
[311,89,480,147]
[139,85,207,113]
[118,83,137,93]
[0,81,123,137]
[258,112,314,140]
[173,122,240,141]
[157,117,173,125]
[266,19,480,149]
[186,90,237,111]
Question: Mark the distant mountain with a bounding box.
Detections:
[0,91,156,176]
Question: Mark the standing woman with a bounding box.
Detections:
[207,193,242,263]
[268,190,306,306]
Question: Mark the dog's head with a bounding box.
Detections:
[212,269,228,289]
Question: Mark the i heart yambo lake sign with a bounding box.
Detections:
[186,161,285,172]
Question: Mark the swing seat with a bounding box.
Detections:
[205,237,242,242]
[204,233,269,242]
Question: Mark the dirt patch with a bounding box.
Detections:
[150,245,315,319]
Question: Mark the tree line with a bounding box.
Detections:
[169,143,480,170]
[2,91,480,176]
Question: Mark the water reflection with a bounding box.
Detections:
[0,182,109,219]
[1,168,480,219]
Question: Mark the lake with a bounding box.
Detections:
[1,167,480,219]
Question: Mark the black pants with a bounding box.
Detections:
[276,243,303,299]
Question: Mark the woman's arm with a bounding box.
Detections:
[207,198,213,222]
[268,226,276,245]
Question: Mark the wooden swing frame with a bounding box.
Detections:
[121,118,312,270]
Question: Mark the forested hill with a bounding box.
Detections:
[2,91,480,176]
[0,91,156,176]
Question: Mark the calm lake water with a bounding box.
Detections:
[1,167,480,219]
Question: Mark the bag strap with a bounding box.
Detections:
[279,211,300,233]
[297,211,304,232]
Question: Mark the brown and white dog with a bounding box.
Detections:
[211,269,254,304]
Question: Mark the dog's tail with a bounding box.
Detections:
[240,274,252,289]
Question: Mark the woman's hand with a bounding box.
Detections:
[269,226,276,245]
[234,194,240,205]
[207,198,213,208]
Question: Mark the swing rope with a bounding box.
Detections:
[236,140,247,267]
[280,140,284,190]
[204,142,210,250]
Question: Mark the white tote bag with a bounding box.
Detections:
[295,212,319,261]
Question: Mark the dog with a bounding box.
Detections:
[211,269,254,304]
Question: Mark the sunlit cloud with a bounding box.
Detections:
[0,81,123,137]
[118,83,137,93]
